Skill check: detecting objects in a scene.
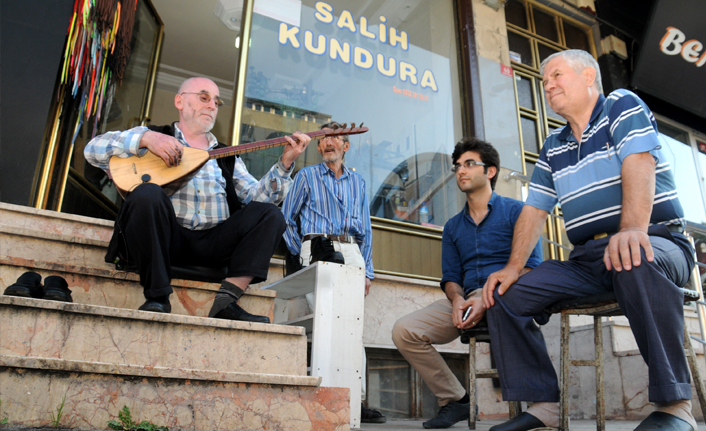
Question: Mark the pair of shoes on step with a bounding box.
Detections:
[361,403,387,424]
[138,296,270,324]
[3,271,72,302]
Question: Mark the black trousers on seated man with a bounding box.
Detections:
[112,183,285,300]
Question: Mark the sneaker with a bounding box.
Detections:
[361,403,387,423]
[422,400,471,429]
[309,237,344,265]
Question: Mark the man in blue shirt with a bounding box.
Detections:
[281,121,383,423]
[392,138,542,429]
[483,50,696,431]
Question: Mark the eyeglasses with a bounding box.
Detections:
[451,159,485,173]
[321,136,343,142]
[180,91,224,107]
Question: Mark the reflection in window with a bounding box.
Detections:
[241,0,463,227]
[658,134,706,224]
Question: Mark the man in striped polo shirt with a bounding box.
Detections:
[281,121,384,423]
[482,50,696,431]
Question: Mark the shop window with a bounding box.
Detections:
[505,0,528,30]
[507,0,595,259]
[657,120,706,224]
[239,0,464,229]
[366,348,467,419]
[532,9,559,43]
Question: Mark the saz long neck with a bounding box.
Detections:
[207,130,327,159]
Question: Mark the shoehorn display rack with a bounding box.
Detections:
[262,262,366,428]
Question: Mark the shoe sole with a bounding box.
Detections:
[3,286,33,298]
[43,291,72,302]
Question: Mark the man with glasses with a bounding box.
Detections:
[280,121,384,423]
[483,50,695,431]
[85,77,310,322]
[392,138,542,429]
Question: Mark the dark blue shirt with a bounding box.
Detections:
[441,192,543,295]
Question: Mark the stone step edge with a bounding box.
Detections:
[0,354,321,387]
[0,255,276,298]
[1,296,303,336]
[0,224,108,248]
[0,201,114,229]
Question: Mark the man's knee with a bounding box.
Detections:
[391,316,414,348]
[123,184,170,218]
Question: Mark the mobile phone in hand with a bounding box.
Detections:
[462,306,472,322]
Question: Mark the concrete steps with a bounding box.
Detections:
[0,202,275,318]
[0,203,351,429]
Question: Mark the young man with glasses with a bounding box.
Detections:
[392,138,542,429]
[280,121,385,423]
[85,77,311,322]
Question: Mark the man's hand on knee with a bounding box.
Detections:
[482,266,520,308]
[603,228,654,272]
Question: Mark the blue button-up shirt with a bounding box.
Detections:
[282,162,374,279]
[441,192,543,295]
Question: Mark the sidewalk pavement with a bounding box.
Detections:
[361,418,650,431]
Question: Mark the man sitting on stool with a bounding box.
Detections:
[281,121,384,423]
[392,138,542,429]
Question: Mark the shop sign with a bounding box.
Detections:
[276,1,439,92]
[632,0,706,118]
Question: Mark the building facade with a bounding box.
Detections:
[2,0,706,421]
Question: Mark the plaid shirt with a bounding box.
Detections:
[84,124,293,230]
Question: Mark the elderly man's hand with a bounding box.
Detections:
[603,228,653,272]
[364,278,372,296]
[141,130,184,167]
[482,266,521,308]
[281,131,311,169]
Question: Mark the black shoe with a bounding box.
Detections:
[423,400,470,429]
[361,403,387,423]
[634,411,694,431]
[3,271,43,298]
[138,298,171,313]
[488,412,546,431]
[285,250,304,276]
[309,237,344,265]
[42,275,73,302]
[212,302,270,323]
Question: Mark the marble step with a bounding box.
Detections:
[1,295,307,376]
[0,202,281,319]
[0,355,350,430]
[0,255,275,319]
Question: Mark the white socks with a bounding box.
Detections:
[656,399,697,430]
[526,402,560,428]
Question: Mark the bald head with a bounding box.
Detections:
[178,77,219,95]
[175,77,221,136]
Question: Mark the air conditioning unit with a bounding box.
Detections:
[215,0,243,31]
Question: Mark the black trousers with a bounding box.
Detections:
[116,183,285,299]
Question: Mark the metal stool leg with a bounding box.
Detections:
[469,337,477,430]
[560,311,571,431]
[684,326,706,421]
[594,315,605,431]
